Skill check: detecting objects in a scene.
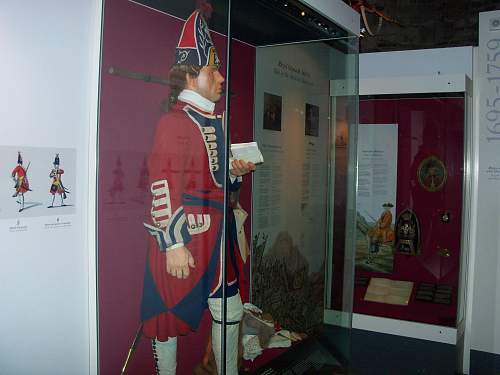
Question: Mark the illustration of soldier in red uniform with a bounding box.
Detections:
[366,202,395,263]
[108,156,125,203]
[137,156,149,193]
[49,153,69,207]
[140,10,255,375]
[11,152,30,212]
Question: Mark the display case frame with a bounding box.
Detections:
[353,73,474,374]
[95,1,360,374]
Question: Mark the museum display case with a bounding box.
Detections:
[245,15,359,375]
[97,1,359,374]
[354,91,469,328]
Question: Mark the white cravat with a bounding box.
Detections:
[178,89,215,113]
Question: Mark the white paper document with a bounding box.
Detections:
[230,142,264,164]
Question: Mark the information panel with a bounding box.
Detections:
[252,43,330,333]
[355,124,398,274]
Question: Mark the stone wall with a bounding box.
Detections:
[351,0,500,52]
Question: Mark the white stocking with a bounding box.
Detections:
[208,293,243,375]
[152,337,177,375]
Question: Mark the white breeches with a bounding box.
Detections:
[153,292,244,375]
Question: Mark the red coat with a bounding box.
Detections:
[12,165,29,193]
[141,98,242,340]
[368,210,394,243]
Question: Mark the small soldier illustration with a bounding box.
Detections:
[137,157,149,193]
[11,152,31,212]
[366,202,395,263]
[108,156,125,202]
[49,153,69,207]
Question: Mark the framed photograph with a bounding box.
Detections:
[305,103,319,137]
[417,156,447,192]
[263,92,282,131]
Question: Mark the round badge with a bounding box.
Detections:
[417,156,447,192]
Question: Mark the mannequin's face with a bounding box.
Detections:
[186,65,225,103]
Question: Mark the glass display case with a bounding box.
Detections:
[97,1,359,374]
[354,92,468,327]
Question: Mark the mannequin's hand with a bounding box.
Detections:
[230,159,256,176]
[166,246,195,279]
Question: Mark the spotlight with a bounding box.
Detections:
[284,2,288,6]
[301,11,305,16]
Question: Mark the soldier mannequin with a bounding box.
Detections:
[141,10,255,375]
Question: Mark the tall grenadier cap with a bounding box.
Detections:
[174,10,220,67]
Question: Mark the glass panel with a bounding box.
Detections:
[328,67,359,362]
[227,1,359,373]
[354,94,465,327]
[97,1,232,374]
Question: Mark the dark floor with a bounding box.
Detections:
[349,329,500,375]
[470,350,500,375]
[251,328,500,375]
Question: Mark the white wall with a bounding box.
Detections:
[0,1,101,374]
[360,46,500,357]
[470,10,500,356]
[360,46,473,79]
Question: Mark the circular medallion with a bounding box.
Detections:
[417,156,447,192]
